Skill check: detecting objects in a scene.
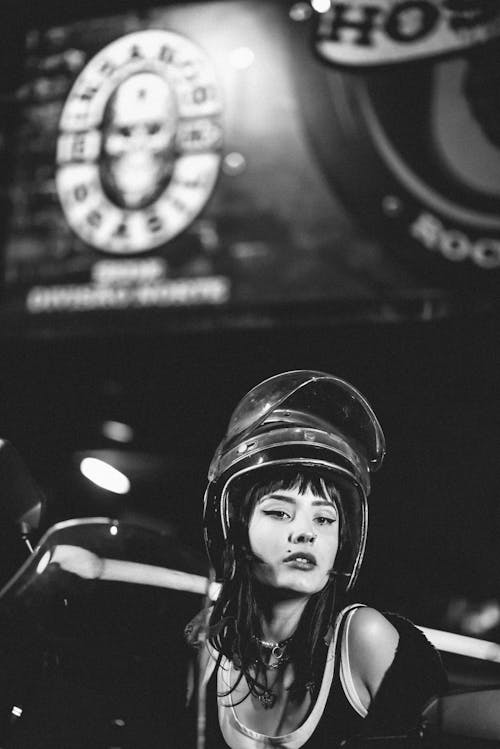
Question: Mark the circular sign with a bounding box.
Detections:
[291,6,500,283]
[56,30,223,254]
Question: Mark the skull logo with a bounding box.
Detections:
[101,72,177,210]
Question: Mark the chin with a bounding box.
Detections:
[275,574,328,598]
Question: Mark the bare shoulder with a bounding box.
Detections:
[349,606,399,647]
[348,607,400,699]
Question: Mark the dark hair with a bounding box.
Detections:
[207,466,349,703]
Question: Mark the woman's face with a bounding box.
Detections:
[247,482,339,598]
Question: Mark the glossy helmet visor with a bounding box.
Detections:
[204,370,385,591]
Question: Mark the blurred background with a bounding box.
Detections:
[0,0,499,709]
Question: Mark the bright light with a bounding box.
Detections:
[229,46,255,70]
[222,152,247,176]
[80,458,130,495]
[36,551,51,574]
[102,420,134,443]
[110,525,118,536]
[311,0,331,12]
[289,3,313,22]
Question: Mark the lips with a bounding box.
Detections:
[284,551,317,568]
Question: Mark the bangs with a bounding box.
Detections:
[249,468,340,507]
[227,465,343,531]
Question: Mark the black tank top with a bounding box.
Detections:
[204,639,365,748]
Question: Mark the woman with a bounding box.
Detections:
[188,370,447,747]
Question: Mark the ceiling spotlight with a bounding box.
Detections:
[80,457,130,495]
[289,3,313,21]
[101,420,134,444]
[222,152,247,176]
[311,0,331,13]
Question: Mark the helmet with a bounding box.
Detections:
[203,370,385,591]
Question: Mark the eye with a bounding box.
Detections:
[263,509,290,520]
[314,515,336,526]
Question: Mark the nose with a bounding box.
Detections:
[289,528,316,544]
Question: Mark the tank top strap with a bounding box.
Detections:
[299,604,368,747]
[339,607,369,717]
[329,603,367,680]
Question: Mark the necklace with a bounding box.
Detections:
[253,635,293,661]
[256,675,316,709]
[252,635,294,708]
[257,687,277,709]
[253,667,284,709]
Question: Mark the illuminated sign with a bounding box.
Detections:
[296,3,500,276]
[56,30,223,254]
[315,1,500,67]
[26,276,230,313]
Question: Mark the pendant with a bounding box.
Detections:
[271,644,284,659]
[258,689,276,709]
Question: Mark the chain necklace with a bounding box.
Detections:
[254,635,293,662]
[257,685,278,709]
[252,635,294,708]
